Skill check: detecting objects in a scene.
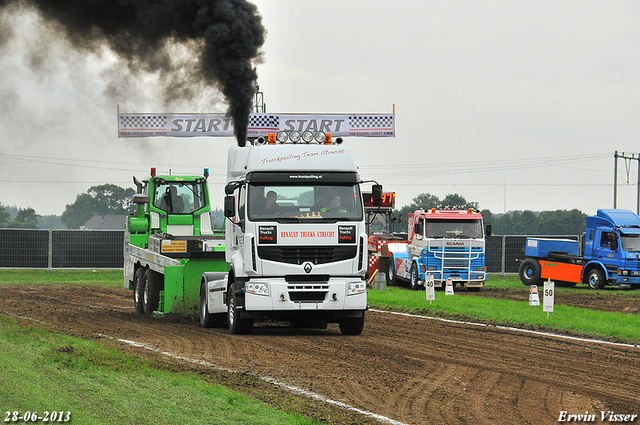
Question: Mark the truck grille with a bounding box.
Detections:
[288,287,329,302]
[257,246,357,265]
[444,260,469,268]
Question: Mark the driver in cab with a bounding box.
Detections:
[262,190,280,214]
[322,195,347,213]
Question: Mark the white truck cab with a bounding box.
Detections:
[207,133,380,334]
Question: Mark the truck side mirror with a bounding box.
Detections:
[224,195,236,218]
[485,224,492,237]
[225,181,241,195]
[372,184,383,206]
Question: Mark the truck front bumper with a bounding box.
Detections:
[427,273,486,288]
[241,278,367,312]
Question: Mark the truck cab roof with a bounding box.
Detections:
[227,144,359,180]
[415,208,483,220]
[587,209,640,231]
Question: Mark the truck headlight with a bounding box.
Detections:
[245,282,269,296]
[347,282,366,295]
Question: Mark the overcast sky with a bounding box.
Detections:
[1,1,640,217]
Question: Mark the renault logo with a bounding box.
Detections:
[302,262,313,273]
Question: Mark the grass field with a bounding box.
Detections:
[369,273,640,343]
[1,270,638,424]
[368,287,640,343]
[0,269,123,286]
[0,315,319,425]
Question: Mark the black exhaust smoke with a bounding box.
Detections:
[0,0,266,147]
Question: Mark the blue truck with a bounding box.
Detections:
[519,209,640,289]
[382,207,488,291]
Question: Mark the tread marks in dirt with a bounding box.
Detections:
[1,284,639,425]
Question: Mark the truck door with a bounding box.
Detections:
[594,230,619,268]
[229,185,246,255]
[410,217,425,258]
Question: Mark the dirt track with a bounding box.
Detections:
[1,284,640,425]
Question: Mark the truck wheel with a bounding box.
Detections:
[519,259,541,286]
[133,267,146,314]
[586,268,605,290]
[227,283,253,334]
[410,263,420,290]
[339,312,365,335]
[199,284,226,328]
[386,259,396,286]
[143,268,162,316]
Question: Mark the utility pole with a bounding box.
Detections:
[613,151,640,214]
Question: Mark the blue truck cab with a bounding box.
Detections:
[520,209,640,289]
[383,207,487,291]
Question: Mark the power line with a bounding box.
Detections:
[358,153,610,176]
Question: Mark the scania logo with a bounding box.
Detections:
[446,241,465,246]
[302,262,313,273]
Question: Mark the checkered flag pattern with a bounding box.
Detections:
[119,115,168,129]
[349,115,394,129]
[249,114,279,129]
[369,255,381,270]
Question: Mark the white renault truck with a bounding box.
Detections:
[200,131,381,334]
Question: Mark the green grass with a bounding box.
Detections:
[487,273,640,295]
[0,315,318,425]
[368,278,640,343]
[0,269,123,286]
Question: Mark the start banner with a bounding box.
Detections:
[117,113,395,138]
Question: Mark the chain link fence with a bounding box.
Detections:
[0,229,125,269]
[486,234,581,275]
[0,229,581,274]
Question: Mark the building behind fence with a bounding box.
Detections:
[0,229,580,275]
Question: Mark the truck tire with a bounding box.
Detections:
[519,258,541,286]
[410,262,420,290]
[227,282,253,334]
[133,267,146,315]
[199,283,226,328]
[143,268,162,316]
[586,268,605,290]
[386,258,396,286]
[339,312,365,335]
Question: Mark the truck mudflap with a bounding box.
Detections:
[202,272,228,315]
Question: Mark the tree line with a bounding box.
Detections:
[390,193,586,236]
[1,184,587,235]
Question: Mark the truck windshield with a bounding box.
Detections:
[620,234,640,252]
[426,219,483,238]
[153,181,207,214]
[247,184,363,221]
[367,211,391,233]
